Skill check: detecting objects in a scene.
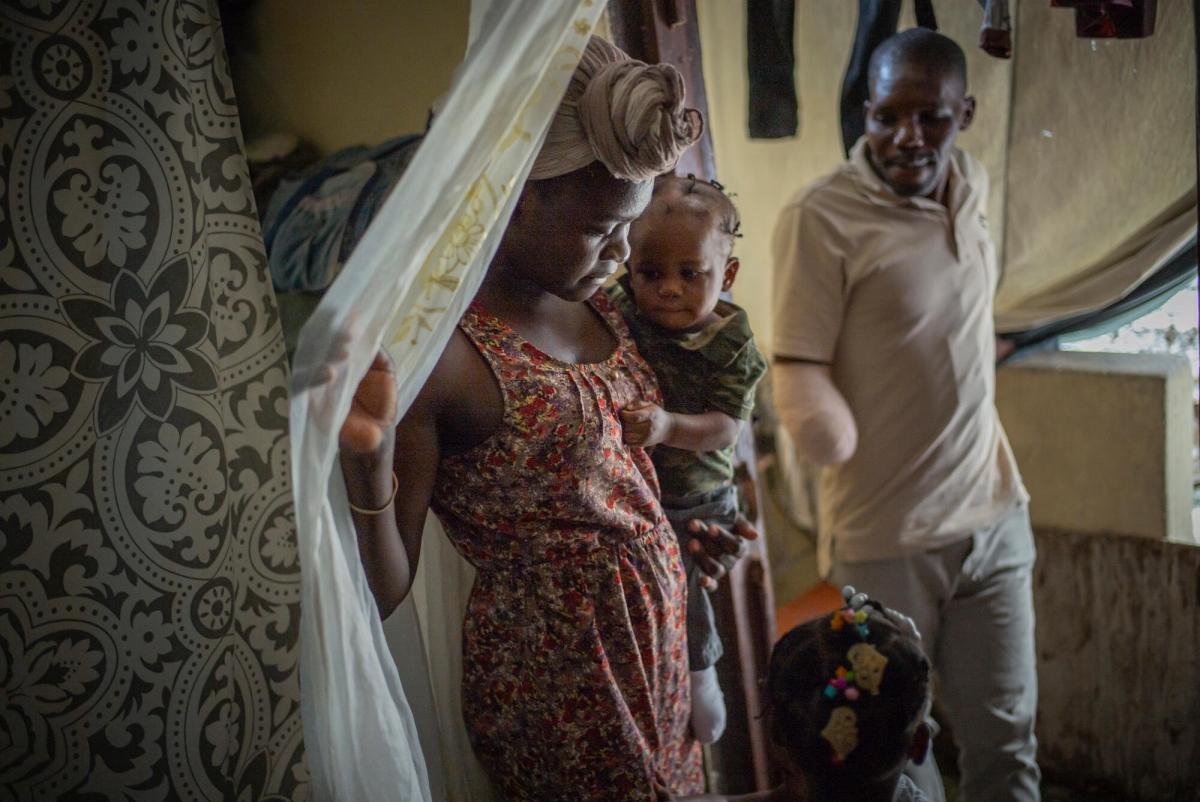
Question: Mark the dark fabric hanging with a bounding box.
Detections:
[838,0,938,156]
[1052,0,1159,39]
[979,0,1013,58]
[914,0,938,30]
[747,0,799,138]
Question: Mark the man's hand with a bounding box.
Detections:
[621,400,674,448]
[686,515,758,590]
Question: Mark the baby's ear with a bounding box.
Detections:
[722,257,741,291]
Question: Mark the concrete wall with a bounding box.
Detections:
[996,350,1194,543]
[995,350,1199,799]
[1032,529,1200,801]
[228,0,469,153]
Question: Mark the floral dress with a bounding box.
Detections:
[430,291,703,801]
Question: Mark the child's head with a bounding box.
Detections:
[625,174,741,333]
[765,596,932,796]
[864,28,975,198]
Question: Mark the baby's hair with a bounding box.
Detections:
[646,173,742,258]
[765,603,931,789]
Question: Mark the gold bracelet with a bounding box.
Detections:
[349,471,399,516]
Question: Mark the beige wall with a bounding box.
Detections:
[996,350,1195,542]
[230,0,469,154]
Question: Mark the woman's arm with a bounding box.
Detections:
[339,351,443,618]
[338,332,498,617]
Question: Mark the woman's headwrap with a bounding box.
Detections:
[530,36,703,182]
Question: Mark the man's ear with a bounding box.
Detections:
[959,95,977,131]
[908,721,932,765]
[722,257,741,291]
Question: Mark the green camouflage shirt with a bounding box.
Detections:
[608,276,768,503]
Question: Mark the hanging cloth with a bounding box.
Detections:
[980,0,1013,58]
[747,0,799,138]
[838,0,938,156]
[287,2,608,800]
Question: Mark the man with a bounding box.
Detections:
[771,29,1040,802]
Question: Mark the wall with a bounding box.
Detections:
[228,0,469,154]
[1032,529,1200,801]
[996,350,1195,542]
[994,351,1197,799]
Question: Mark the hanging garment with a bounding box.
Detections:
[261,134,423,292]
[747,0,799,138]
[1050,0,1158,37]
[980,0,1013,58]
[429,297,702,800]
[287,3,611,800]
[838,0,938,156]
[1074,1,1158,38]
[0,0,304,798]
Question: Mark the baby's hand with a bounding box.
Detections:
[620,400,673,448]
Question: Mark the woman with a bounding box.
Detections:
[338,37,751,801]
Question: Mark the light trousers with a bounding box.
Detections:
[831,502,1041,802]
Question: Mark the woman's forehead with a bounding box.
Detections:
[582,175,653,219]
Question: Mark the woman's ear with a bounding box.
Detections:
[722,257,741,291]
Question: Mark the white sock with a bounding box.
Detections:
[689,666,726,744]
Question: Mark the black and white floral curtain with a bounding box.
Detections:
[0,1,306,798]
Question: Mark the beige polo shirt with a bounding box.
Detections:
[772,139,1027,562]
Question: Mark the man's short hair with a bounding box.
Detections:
[868,28,968,92]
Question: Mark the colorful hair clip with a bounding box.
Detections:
[847,643,888,695]
[817,586,896,764]
[820,706,858,764]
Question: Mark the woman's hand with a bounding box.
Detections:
[340,349,398,456]
[686,515,758,590]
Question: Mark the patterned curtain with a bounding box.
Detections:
[0,1,306,799]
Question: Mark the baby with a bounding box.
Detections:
[609,174,768,743]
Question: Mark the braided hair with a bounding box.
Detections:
[644,173,742,259]
[765,604,931,790]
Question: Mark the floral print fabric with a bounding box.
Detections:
[430,291,703,801]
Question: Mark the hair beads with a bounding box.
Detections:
[819,586,891,764]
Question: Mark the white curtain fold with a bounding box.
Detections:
[288,2,606,799]
[403,514,492,800]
